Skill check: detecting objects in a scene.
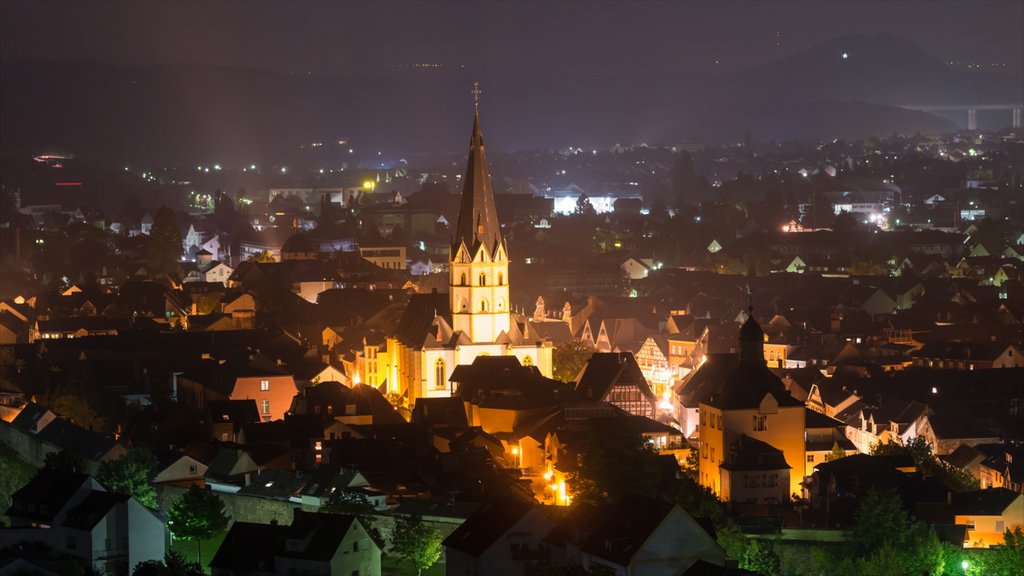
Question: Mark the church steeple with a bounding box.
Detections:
[449,83,511,344]
[738,305,765,364]
[454,83,503,257]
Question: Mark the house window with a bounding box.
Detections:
[261,399,270,415]
[260,379,270,391]
[995,521,1005,532]
[807,455,814,462]
[435,358,446,390]
[189,464,198,475]
[353,541,360,552]
[753,415,767,431]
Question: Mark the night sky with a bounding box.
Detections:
[2,1,1022,75]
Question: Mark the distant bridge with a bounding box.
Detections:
[900,103,1023,130]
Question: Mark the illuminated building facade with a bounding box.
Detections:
[385,96,553,404]
[697,311,806,501]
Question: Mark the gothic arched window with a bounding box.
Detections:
[460,273,467,286]
[480,299,489,312]
[498,271,504,285]
[523,355,534,367]
[435,358,446,390]
[479,272,486,286]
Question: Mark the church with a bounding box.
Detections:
[384,94,553,404]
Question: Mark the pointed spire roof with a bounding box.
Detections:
[454,86,503,256]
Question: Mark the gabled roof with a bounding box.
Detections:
[721,435,791,471]
[206,400,262,425]
[209,521,282,572]
[395,292,451,347]
[6,470,90,522]
[412,397,469,429]
[280,510,359,560]
[62,490,129,530]
[557,499,677,567]
[952,488,1021,516]
[10,401,53,432]
[443,497,534,556]
[575,353,656,404]
[35,418,120,462]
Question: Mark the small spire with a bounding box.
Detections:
[471,81,482,113]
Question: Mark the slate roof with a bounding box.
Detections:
[721,435,792,471]
[62,491,129,530]
[6,471,91,522]
[10,401,52,432]
[450,356,574,409]
[209,521,282,573]
[395,292,451,347]
[412,397,469,429]
[279,510,358,560]
[443,497,534,556]
[454,109,504,256]
[206,400,261,426]
[952,488,1021,516]
[575,352,657,404]
[565,499,676,567]
[35,418,120,462]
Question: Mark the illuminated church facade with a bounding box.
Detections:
[385,96,553,404]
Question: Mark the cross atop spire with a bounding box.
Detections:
[471,81,482,112]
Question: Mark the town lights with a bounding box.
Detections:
[363,181,376,190]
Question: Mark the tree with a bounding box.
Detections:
[0,445,34,513]
[567,420,661,505]
[319,489,382,545]
[44,450,86,473]
[97,449,158,509]
[872,436,978,492]
[671,151,696,204]
[574,194,596,217]
[248,250,276,263]
[131,551,204,576]
[742,539,780,576]
[551,341,595,383]
[390,517,443,576]
[167,486,229,566]
[147,207,182,275]
[825,441,847,462]
[51,392,105,431]
[846,487,946,576]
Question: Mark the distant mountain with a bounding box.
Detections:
[732,34,1023,105]
[1,34,1015,166]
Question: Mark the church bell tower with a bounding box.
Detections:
[450,83,511,343]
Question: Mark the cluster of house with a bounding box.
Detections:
[2,107,1022,575]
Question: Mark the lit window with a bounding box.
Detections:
[260,380,270,391]
[435,358,446,389]
[753,415,767,431]
[261,399,270,415]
